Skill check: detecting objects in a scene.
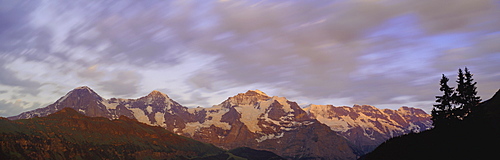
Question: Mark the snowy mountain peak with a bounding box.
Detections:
[58,86,103,103]
[71,86,97,94]
[147,90,169,98]
[397,106,427,116]
[223,90,271,106]
[304,104,432,154]
[74,86,91,90]
[353,104,378,111]
[247,89,268,96]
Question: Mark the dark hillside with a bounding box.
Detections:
[0,108,224,160]
[361,89,500,160]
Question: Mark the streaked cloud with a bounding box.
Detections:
[0,0,499,117]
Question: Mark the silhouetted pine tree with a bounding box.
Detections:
[432,74,455,127]
[454,67,481,119]
[453,68,466,120]
[433,68,482,128]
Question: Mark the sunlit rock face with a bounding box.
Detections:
[183,90,356,160]
[9,86,111,120]
[304,104,432,155]
[9,87,193,132]
[10,88,357,159]
[11,87,432,159]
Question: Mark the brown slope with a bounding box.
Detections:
[0,107,224,160]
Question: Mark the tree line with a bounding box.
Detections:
[432,67,481,127]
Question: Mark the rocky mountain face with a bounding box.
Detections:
[304,104,432,154]
[10,87,356,159]
[183,90,356,159]
[1,108,225,159]
[9,86,432,159]
[9,87,191,129]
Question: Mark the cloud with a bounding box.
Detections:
[77,65,105,79]
[409,0,498,34]
[0,0,499,116]
[183,0,500,109]
[0,61,42,95]
[98,70,142,97]
[0,99,41,117]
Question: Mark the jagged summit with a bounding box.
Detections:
[304,104,432,154]
[71,86,96,93]
[224,90,272,106]
[70,86,99,95]
[242,90,270,98]
[147,90,169,98]
[74,86,92,90]
[57,86,103,103]
[398,106,428,115]
[247,89,269,96]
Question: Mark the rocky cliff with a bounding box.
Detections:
[304,104,432,154]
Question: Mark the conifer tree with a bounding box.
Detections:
[432,74,455,127]
[453,68,466,119]
[455,67,481,119]
[433,67,482,127]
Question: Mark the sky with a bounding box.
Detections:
[1,0,499,117]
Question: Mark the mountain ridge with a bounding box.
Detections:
[304,104,432,154]
[1,107,226,159]
[1,107,287,160]
[9,86,432,159]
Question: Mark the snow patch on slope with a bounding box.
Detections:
[235,96,298,133]
[235,104,266,133]
[305,104,432,141]
[155,112,166,127]
[183,107,231,136]
[146,106,153,114]
[256,132,284,142]
[315,115,350,132]
[103,101,119,109]
[130,108,150,124]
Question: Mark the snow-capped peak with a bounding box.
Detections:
[70,86,98,94]
[56,86,102,103]
[249,89,268,96]
[74,86,91,90]
[224,90,271,106]
[147,90,169,98]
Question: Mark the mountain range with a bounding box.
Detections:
[304,104,432,154]
[1,107,284,160]
[8,86,433,159]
